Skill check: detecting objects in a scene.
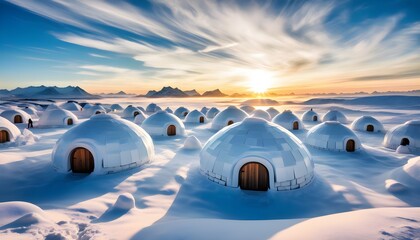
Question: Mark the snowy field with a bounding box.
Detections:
[0,95,419,240]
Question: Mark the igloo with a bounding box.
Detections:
[266,107,280,118]
[110,104,124,112]
[84,105,106,117]
[201,107,209,115]
[302,109,319,122]
[272,110,304,131]
[45,103,60,111]
[37,109,78,127]
[383,120,420,152]
[211,106,248,131]
[133,111,148,125]
[21,106,39,118]
[0,109,31,124]
[185,110,207,123]
[251,109,271,121]
[52,114,154,174]
[122,105,141,118]
[322,110,348,123]
[206,107,220,119]
[306,121,361,152]
[146,103,160,113]
[174,107,190,119]
[0,116,21,143]
[200,118,314,191]
[61,102,82,112]
[351,116,384,133]
[240,105,255,114]
[165,107,173,114]
[141,111,186,137]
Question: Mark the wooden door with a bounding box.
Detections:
[67,118,73,125]
[134,111,139,117]
[199,116,204,123]
[95,111,101,114]
[313,116,318,121]
[0,130,10,143]
[227,120,234,126]
[14,115,22,123]
[400,138,410,146]
[366,125,374,132]
[239,162,269,191]
[167,125,176,136]
[183,112,188,117]
[71,147,94,173]
[346,139,355,152]
[293,121,299,130]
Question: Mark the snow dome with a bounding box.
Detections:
[206,107,220,119]
[52,114,154,174]
[201,107,209,115]
[351,116,384,132]
[211,106,248,131]
[251,109,271,121]
[266,107,280,118]
[110,104,124,112]
[272,110,304,131]
[122,105,141,118]
[174,107,190,119]
[82,103,94,110]
[185,110,207,123]
[133,111,148,125]
[302,109,320,122]
[61,102,82,112]
[21,106,39,118]
[383,120,420,152]
[84,105,106,117]
[146,103,160,113]
[165,107,173,114]
[240,105,255,114]
[37,109,78,127]
[141,111,186,137]
[45,103,60,111]
[0,109,31,124]
[200,117,314,191]
[0,116,21,143]
[322,110,348,123]
[306,121,361,152]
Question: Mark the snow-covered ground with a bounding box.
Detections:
[0,95,419,240]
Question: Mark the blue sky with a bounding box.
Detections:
[0,0,419,94]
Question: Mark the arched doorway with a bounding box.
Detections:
[346,139,355,152]
[293,121,299,130]
[0,130,10,143]
[313,116,318,121]
[167,125,176,136]
[183,112,188,117]
[95,111,101,114]
[400,138,410,146]
[199,116,204,123]
[366,124,374,132]
[70,147,94,173]
[67,118,73,125]
[239,162,269,191]
[134,111,139,117]
[227,120,234,126]
[14,115,22,123]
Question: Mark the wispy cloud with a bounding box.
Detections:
[6,0,420,93]
[89,53,110,59]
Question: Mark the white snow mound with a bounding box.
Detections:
[183,135,202,150]
[113,193,136,211]
[396,145,411,154]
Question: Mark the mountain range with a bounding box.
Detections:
[141,86,228,98]
[0,85,96,99]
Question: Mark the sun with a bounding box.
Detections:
[246,69,274,94]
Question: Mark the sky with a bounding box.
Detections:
[0,0,419,95]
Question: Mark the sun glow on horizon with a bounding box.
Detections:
[246,69,275,94]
